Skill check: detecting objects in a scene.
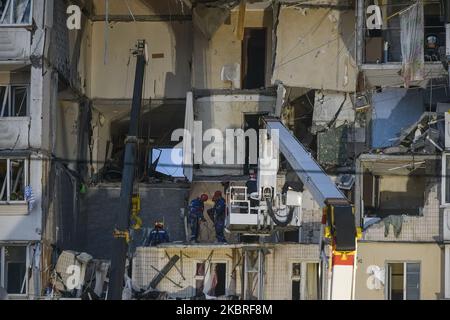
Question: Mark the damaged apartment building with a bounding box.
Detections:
[1,0,450,300]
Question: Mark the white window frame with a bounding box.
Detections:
[0,84,30,118]
[192,260,229,297]
[0,244,29,297]
[385,261,421,300]
[0,158,29,205]
[442,153,450,206]
[0,0,33,27]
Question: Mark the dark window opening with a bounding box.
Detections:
[213,263,226,297]
[284,230,299,242]
[291,263,301,300]
[244,113,267,175]
[388,263,404,300]
[362,168,425,217]
[242,28,267,89]
[196,263,205,277]
[292,280,301,300]
[101,104,186,183]
[4,246,27,295]
[0,85,28,117]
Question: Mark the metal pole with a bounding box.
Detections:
[356,0,365,66]
[108,40,147,300]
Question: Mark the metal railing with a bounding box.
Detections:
[0,0,33,27]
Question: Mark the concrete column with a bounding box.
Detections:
[446,245,450,299]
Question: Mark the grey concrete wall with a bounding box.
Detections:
[80,184,190,259]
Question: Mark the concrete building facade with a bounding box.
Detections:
[1,0,450,300]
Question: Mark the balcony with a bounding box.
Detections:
[0,117,30,149]
[361,0,448,87]
[0,0,32,68]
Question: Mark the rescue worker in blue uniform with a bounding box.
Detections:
[147,222,170,246]
[208,191,227,243]
[188,194,208,242]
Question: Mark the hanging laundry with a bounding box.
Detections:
[400,2,424,87]
[384,215,404,238]
[25,185,35,211]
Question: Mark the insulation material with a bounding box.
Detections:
[54,251,93,292]
[317,125,350,168]
[311,90,355,134]
[400,2,424,88]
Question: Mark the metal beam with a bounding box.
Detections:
[90,15,192,22]
[264,118,347,207]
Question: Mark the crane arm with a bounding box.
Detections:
[263,117,358,300]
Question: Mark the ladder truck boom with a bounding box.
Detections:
[108,40,148,300]
[263,117,358,300]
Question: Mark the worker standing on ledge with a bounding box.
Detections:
[209,191,227,243]
[147,222,170,246]
[188,194,208,243]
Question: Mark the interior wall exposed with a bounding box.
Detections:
[194,94,275,176]
[89,20,192,99]
[272,7,357,92]
[192,9,273,89]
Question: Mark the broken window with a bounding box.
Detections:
[0,85,29,117]
[361,161,426,217]
[150,148,185,179]
[1,246,28,295]
[0,0,32,25]
[194,262,205,296]
[195,261,227,298]
[242,28,267,89]
[291,262,319,300]
[387,262,420,300]
[0,158,27,203]
[243,113,268,174]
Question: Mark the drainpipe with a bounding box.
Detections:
[356,0,365,66]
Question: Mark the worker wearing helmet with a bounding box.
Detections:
[188,194,208,243]
[209,191,227,243]
[147,222,170,246]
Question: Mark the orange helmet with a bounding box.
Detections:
[200,194,209,202]
[212,191,222,201]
